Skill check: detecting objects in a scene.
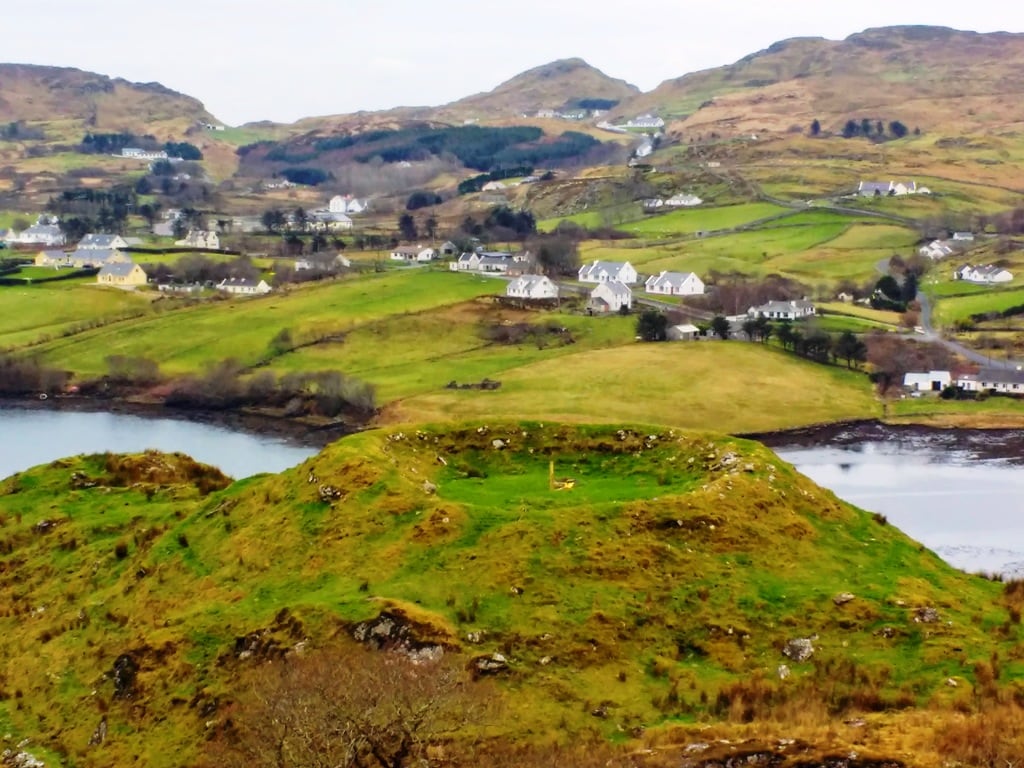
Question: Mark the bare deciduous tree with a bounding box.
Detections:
[209,645,487,768]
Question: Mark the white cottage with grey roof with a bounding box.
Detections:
[78,233,129,250]
[588,280,632,312]
[506,275,558,300]
[645,270,705,296]
[578,260,637,285]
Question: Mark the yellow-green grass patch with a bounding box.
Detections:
[933,287,1024,325]
[386,342,880,432]
[621,202,790,237]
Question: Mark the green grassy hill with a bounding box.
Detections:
[1,423,1021,766]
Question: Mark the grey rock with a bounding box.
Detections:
[915,606,940,623]
[781,637,814,662]
[833,592,856,606]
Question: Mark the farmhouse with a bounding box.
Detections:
[857,180,927,197]
[578,260,638,285]
[6,224,65,247]
[328,195,368,215]
[310,210,354,230]
[34,249,72,268]
[903,370,952,392]
[450,252,482,272]
[97,261,147,289]
[69,248,130,268]
[438,241,458,257]
[175,230,220,249]
[958,367,1024,395]
[628,115,665,129]
[952,232,975,242]
[664,193,703,207]
[588,281,632,313]
[390,246,436,262]
[506,275,559,300]
[954,264,1013,284]
[918,240,955,260]
[747,299,816,320]
[78,233,129,250]
[644,270,705,296]
[121,148,168,160]
[217,277,272,295]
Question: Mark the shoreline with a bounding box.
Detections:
[0,394,361,449]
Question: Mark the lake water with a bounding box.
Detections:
[0,407,318,480]
[769,424,1024,577]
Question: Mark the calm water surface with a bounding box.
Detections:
[771,425,1024,576]
[0,407,317,479]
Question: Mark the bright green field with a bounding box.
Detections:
[933,287,1024,325]
[0,281,153,350]
[27,271,499,376]
[621,202,790,237]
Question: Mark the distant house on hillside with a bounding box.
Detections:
[628,115,665,129]
[78,233,128,250]
[7,224,65,248]
[506,274,559,300]
[175,230,220,250]
[919,240,956,260]
[857,180,929,197]
[665,193,703,207]
[328,195,368,215]
[588,281,632,313]
[747,299,816,320]
[578,260,637,285]
[390,246,436,263]
[645,270,705,296]
[438,241,458,257]
[121,148,168,160]
[97,261,147,289]
[217,277,271,295]
[952,231,975,242]
[954,264,1013,284]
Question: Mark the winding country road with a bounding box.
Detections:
[915,290,1021,370]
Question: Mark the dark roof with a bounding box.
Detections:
[977,367,1024,386]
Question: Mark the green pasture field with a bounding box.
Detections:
[26,271,499,377]
[924,279,992,299]
[815,302,902,325]
[272,308,634,403]
[932,287,1024,325]
[0,281,153,350]
[388,341,881,433]
[537,202,645,232]
[621,202,790,237]
[808,314,891,334]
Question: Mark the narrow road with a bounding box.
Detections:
[916,291,1021,370]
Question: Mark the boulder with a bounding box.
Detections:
[833,592,856,606]
[915,606,940,623]
[471,652,509,677]
[781,637,814,662]
[111,653,139,699]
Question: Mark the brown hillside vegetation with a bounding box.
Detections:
[0,63,218,137]
[617,26,1024,136]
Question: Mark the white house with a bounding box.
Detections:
[481,181,506,192]
[954,264,1013,284]
[747,299,816,320]
[328,195,368,215]
[903,370,952,392]
[578,260,638,285]
[505,275,559,300]
[68,248,130,268]
[664,193,703,207]
[217,277,271,295]
[959,367,1024,395]
[390,246,436,262]
[628,115,665,129]
[589,281,632,312]
[450,252,482,272]
[645,270,705,296]
[97,261,148,289]
[635,140,654,158]
[121,148,168,160]
[78,233,129,250]
[175,230,220,250]
[642,198,665,210]
[667,323,701,341]
[857,180,927,198]
[7,224,65,247]
[918,240,955,260]
[952,232,975,242]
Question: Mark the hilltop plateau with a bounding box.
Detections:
[2,422,1023,767]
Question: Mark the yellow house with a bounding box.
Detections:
[34,249,71,267]
[97,261,147,288]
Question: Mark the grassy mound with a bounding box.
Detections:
[0,424,1020,766]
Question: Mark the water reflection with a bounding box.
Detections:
[774,435,1024,577]
[0,407,317,479]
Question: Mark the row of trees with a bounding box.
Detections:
[809,118,915,139]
